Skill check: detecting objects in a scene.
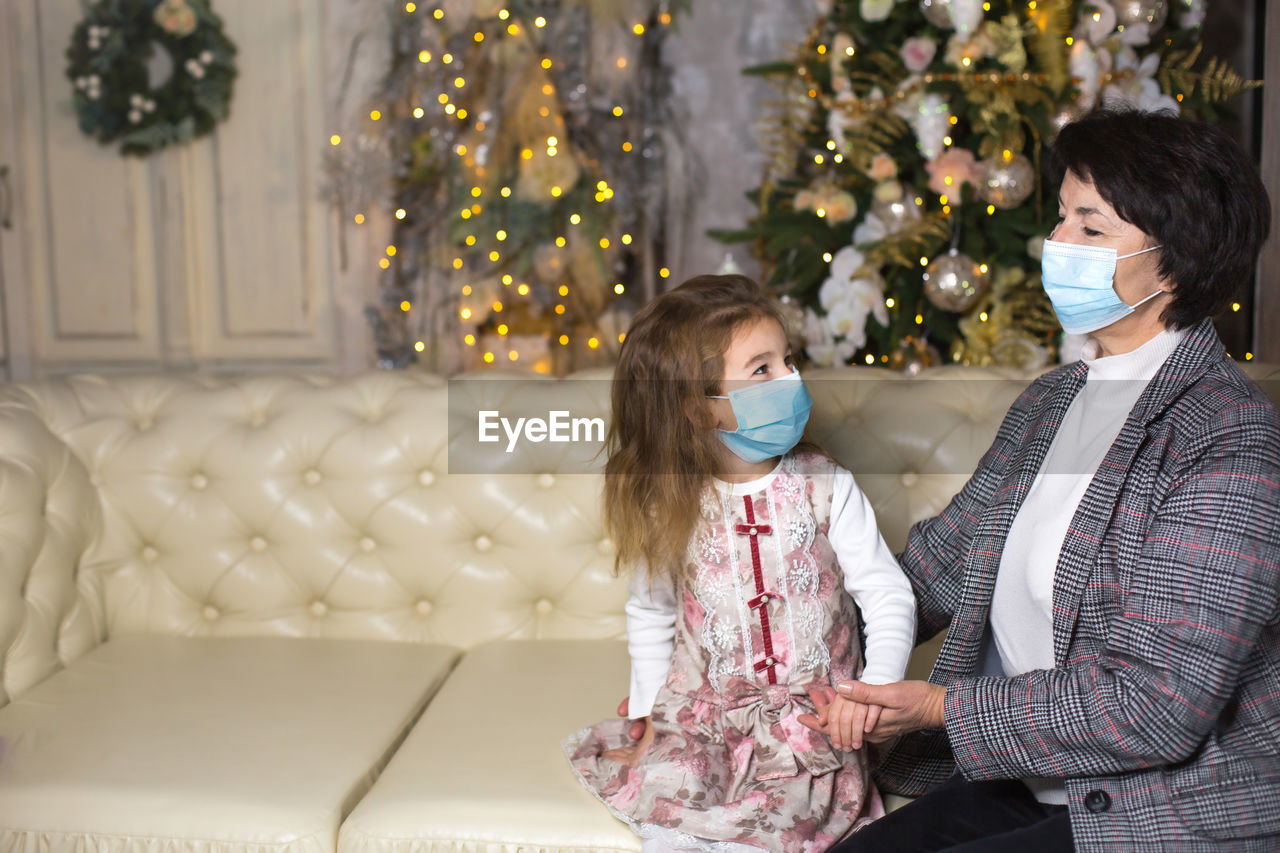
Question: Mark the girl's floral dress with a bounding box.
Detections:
[564,453,884,851]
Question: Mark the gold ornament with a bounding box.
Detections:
[979,152,1035,209]
[990,331,1050,369]
[954,266,1059,365]
[923,248,989,313]
[154,0,197,36]
[1114,0,1168,32]
[869,183,924,234]
[887,335,941,375]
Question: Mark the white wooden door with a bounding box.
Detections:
[3,1,166,373]
[0,0,346,379]
[181,0,339,365]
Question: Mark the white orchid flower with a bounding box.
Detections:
[1103,52,1179,114]
[852,213,889,248]
[1084,1,1116,44]
[802,308,855,367]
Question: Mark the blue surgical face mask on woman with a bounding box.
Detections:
[707,369,813,463]
[1040,238,1165,335]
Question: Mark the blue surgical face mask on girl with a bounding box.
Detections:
[1040,238,1165,335]
[707,369,813,463]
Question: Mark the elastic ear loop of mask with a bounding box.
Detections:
[706,367,801,401]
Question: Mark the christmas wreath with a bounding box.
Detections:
[65,0,237,156]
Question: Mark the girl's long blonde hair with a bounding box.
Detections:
[604,274,787,588]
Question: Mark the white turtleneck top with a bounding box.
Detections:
[990,326,1188,803]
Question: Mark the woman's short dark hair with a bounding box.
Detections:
[1047,107,1271,329]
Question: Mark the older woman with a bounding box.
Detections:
[809,108,1279,851]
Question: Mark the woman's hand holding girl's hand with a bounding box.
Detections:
[603,715,654,767]
[833,680,946,742]
[796,684,882,751]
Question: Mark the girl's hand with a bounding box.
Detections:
[824,693,880,751]
[797,685,837,733]
[603,716,654,766]
[798,685,883,750]
[617,697,647,741]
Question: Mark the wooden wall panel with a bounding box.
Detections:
[187,0,335,362]
[15,0,162,368]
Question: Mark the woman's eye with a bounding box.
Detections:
[1083,227,1102,237]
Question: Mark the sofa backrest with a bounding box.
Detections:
[0,372,626,679]
[2,362,1277,705]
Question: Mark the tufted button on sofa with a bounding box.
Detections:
[1,364,1276,853]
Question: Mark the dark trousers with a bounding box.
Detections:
[833,774,1074,852]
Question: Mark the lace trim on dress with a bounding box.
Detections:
[694,489,754,693]
[772,460,827,676]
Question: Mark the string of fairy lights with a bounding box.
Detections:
[332,2,679,373]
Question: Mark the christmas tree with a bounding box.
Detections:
[714,0,1256,371]
[328,1,685,374]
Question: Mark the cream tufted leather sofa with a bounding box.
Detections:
[2,363,1276,853]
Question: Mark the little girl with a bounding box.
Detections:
[564,275,917,851]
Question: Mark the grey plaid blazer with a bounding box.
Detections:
[875,318,1280,851]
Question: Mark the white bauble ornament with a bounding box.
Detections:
[949,0,985,35]
[919,0,954,28]
[1049,105,1080,137]
[1114,0,1168,31]
[923,249,989,313]
[1174,0,1206,28]
[979,153,1036,209]
[919,0,982,34]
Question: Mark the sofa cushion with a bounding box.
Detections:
[339,639,639,853]
[0,635,459,853]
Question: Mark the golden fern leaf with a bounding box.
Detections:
[753,78,816,199]
[1024,0,1072,94]
[1157,44,1261,103]
[837,112,911,166]
[1157,44,1201,95]
[963,77,1056,110]
[865,210,952,270]
[864,48,908,86]
[964,76,1051,158]
[1197,56,1263,102]
[850,71,900,94]
[866,110,911,144]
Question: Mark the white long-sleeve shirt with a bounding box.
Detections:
[990,325,1187,803]
[626,461,917,717]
